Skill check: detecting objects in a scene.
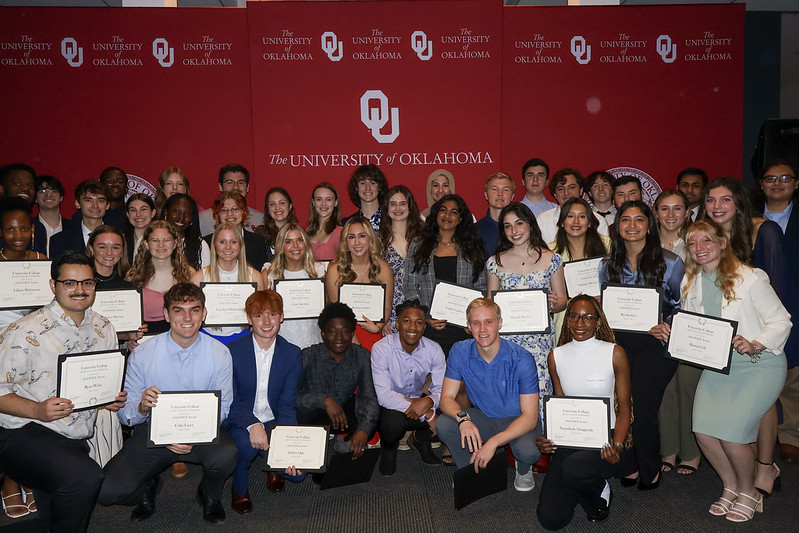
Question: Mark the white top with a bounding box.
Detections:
[537,205,609,245]
[39,215,63,257]
[251,335,276,425]
[264,262,326,349]
[552,336,616,427]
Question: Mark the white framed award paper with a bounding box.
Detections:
[600,284,661,333]
[563,256,603,298]
[274,278,325,320]
[0,260,53,310]
[92,288,143,333]
[491,289,549,334]
[543,395,611,450]
[667,310,737,374]
[266,425,330,473]
[147,390,221,447]
[56,350,126,411]
[429,282,484,328]
[338,283,386,323]
[200,282,257,327]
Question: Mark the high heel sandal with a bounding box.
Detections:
[755,460,782,497]
[1,490,30,519]
[708,488,738,516]
[21,487,36,513]
[726,492,763,523]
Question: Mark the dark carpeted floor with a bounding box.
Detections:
[3,447,798,532]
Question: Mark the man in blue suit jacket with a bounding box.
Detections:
[223,289,303,514]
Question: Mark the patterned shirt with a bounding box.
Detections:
[0,299,117,438]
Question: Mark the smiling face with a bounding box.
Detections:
[50,264,96,322]
[704,186,736,229]
[388,191,409,222]
[436,199,461,232]
[485,178,514,210]
[618,206,649,243]
[36,184,62,210]
[346,223,369,258]
[127,199,154,230]
[76,192,108,222]
[214,229,240,265]
[761,164,798,205]
[2,169,35,205]
[282,229,306,264]
[1,210,33,254]
[164,173,187,197]
[467,305,502,350]
[248,306,283,348]
[267,191,292,224]
[562,203,590,238]
[220,171,249,196]
[146,227,176,260]
[566,299,600,342]
[89,232,124,270]
[613,182,642,209]
[219,198,244,226]
[589,177,613,205]
[165,299,206,348]
[321,317,355,358]
[686,228,725,273]
[430,175,451,203]
[502,211,531,248]
[101,169,127,202]
[312,186,337,219]
[554,174,581,205]
[357,178,378,204]
[655,194,689,233]
[165,197,193,234]
[397,307,426,353]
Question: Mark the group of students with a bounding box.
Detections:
[0,157,796,531]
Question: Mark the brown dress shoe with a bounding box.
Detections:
[231,491,252,514]
[780,443,799,463]
[172,462,188,479]
[266,471,286,493]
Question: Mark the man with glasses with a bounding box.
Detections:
[199,164,265,236]
[33,175,70,257]
[50,180,109,259]
[0,251,125,533]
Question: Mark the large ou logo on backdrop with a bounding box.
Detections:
[321,32,343,62]
[360,90,399,143]
[411,31,433,61]
[656,35,677,64]
[153,38,174,67]
[570,36,591,65]
[61,37,83,67]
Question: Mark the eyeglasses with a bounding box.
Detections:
[219,207,242,214]
[55,279,96,290]
[567,313,598,323]
[222,179,248,187]
[37,188,59,195]
[762,174,796,184]
[148,237,174,245]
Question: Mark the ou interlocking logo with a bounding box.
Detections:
[411,31,432,61]
[153,38,174,68]
[360,90,399,144]
[656,34,677,64]
[321,31,343,62]
[61,37,83,67]
[570,36,591,65]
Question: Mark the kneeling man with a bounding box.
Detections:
[99,283,236,524]
[437,298,541,491]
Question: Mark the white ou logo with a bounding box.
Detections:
[656,34,677,64]
[411,30,432,61]
[360,90,399,144]
[152,38,174,68]
[570,36,591,65]
[60,37,83,67]
[321,31,343,62]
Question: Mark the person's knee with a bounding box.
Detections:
[536,504,571,531]
[510,433,540,465]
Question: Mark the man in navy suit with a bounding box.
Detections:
[223,289,303,514]
[50,180,109,259]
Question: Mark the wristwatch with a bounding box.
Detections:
[456,410,471,425]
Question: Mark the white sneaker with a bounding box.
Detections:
[513,464,536,492]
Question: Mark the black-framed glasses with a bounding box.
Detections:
[567,313,598,323]
[54,279,96,290]
[762,174,796,184]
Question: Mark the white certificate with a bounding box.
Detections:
[0,260,53,310]
[429,282,484,328]
[492,289,549,334]
[266,425,330,473]
[200,282,257,327]
[600,284,661,333]
[338,283,386,322]
[274,278,325,320]
[667,310,737,374]
[92,288,142,333]
[563,256,603,298]
[543,396,611,450]
[56,350,126,411]
[147,391,221,447]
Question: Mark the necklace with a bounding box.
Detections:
[0,249,7,261]
[439,240,453,246]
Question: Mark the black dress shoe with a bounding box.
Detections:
[415,439,442,466]
[619,476,637,488]
[380,447,398,476]
[130,476,161,522]
[587,491,611,522]
[196,486,226,524]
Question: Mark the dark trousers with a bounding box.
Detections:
[536,447,623,531]
[296,397,374,440]
[378,407,432,450]
[615,331,677,484]
[0,423,102,533]
[98,422,237,505]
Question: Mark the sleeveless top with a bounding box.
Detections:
[552,336,617,427]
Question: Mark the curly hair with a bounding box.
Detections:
[207,223,250,283]
[410,194,486,284]
[347,164,388,207]
[697,177,753,265]
[494,202,547,267]
[267,223,320,282]
[653,189,691,240]
[379,185,424,251]
[552,198,607,259]
[125,220,193,288]
[261,187,298,246]
[682,220,743,304]
[306,182,341,237]
[86,224,131,279]
[334,217,383,284]
[161,193,203,270]
[607,201,666,287]
[211,191,250,226]
[557,294,615,345]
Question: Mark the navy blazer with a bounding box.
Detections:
[48,220,87,259]
[223,333,303,430]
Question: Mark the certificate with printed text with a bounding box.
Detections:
[274,278,325,320]
[0,260,52,310]
[147,391,220,447]
[92,288,143,333]
[563,256,603,298]
[429,282,484,328]
[543,396,611,450]
[492,289,549,334]
[338,283,386,322]
[667,310,737,374]
[200,282,257,327]
[266,425,330,472]
[600,284,661,333]
[56,350,126,411]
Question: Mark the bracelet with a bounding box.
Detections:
[613,442,624,449]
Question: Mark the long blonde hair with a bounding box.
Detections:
[334,217,382,284]
[267,223,319,281]
[682,220,743,304]
[126,220,193,287]
[207,223,250,283]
